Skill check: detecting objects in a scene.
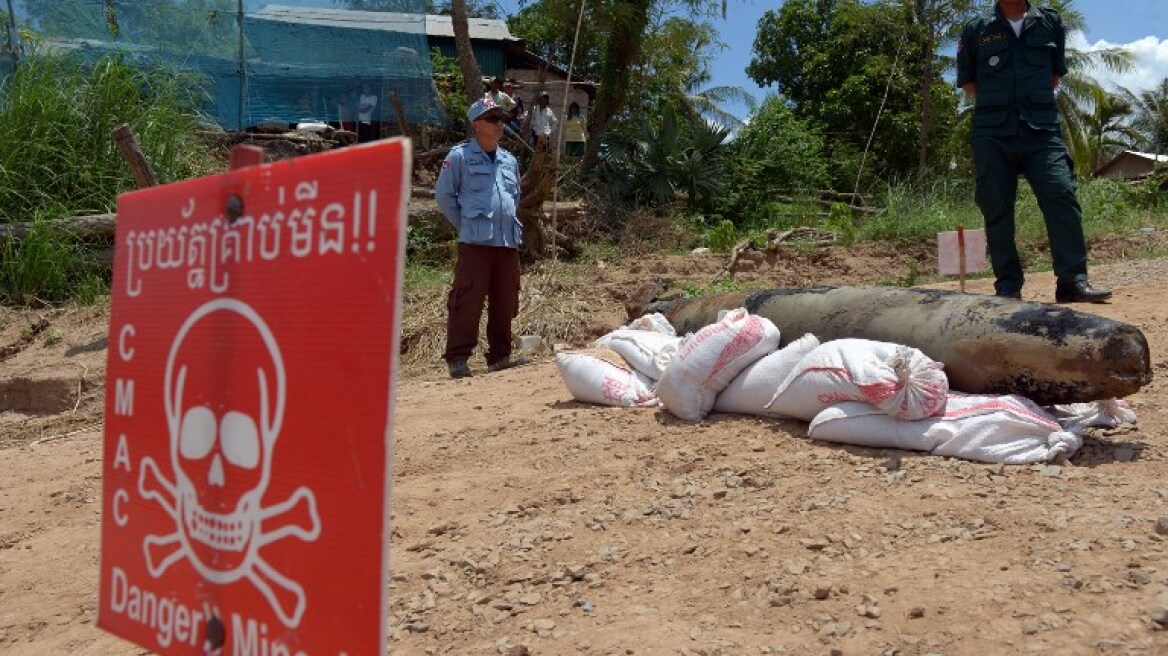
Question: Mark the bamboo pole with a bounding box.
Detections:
[4,0,18,70]
[237,0,246,131]
[550,0,588,264]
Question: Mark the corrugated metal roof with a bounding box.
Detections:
[425,15,516,42]
[251,5,427,33]
[1127,151,1168,163]
[251,5,516,41]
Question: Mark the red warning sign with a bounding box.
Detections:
[98,139,410,655]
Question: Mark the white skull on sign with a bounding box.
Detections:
[138,298,321,628]
[168,305,279,571]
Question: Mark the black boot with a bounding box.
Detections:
[1055,279,1112,304]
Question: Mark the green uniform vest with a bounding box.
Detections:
[957,5,1069,137]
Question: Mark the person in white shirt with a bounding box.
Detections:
[529,91,557,151]
[503,80,526,131]
[485,77,516,114]
[357,83,378,143]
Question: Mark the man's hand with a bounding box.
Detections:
[962,83,977,99]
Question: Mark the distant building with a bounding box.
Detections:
[1094,150,1168,180]
[9,1,595,133]
[247,5,595,134]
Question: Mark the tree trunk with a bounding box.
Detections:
[579,0,653,173]
[517,141,557,259]
[917,26,936,189]
[451,0,483,107]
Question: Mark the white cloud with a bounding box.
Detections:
[1068,33,1168,95]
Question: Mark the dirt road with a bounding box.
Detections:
[2,251,1167,655]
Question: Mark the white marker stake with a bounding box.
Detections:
[937,227,987,292]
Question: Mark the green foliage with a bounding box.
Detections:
[42,328,62,346]
[1124,78,1168,154]
[429,47,466,131]
[706,219,737,252]
[825,202,856,245]
[718,95,828,227]
[405,216,453,265]
[677,278,744,297]
[747,0,961,188]
[1128,167,1168,210]
[860,178,980,242]
[507,0,605,82]
[598,106,730,213]
[403,260,452,293]
[0,216,108,305]
[627,16,722,123]
[0,52,215,223]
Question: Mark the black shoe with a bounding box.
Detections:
[995,289,1022,300]
[448,360,472,379]
[1055,279,1112,304]
[487,355,530,372]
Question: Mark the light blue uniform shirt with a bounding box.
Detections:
[435,139,522,248]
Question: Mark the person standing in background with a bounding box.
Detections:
[485,77,516,115]
[504,80,526,134]
[435,98,528,378]
[529,91,557,151]
[357,83,378,143]
[956,0,1110,303]
[563,101,586,158]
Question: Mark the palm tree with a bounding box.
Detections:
[1078,87,1139,174]
[1124,78,1168,154]
[1043,0,1136,172]
[685,83,756,130]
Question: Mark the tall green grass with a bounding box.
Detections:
[0,52,218,305]
[0,213,108,306]
[860,176,1155,244]
[0,52,215,223]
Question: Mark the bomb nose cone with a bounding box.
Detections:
[1102,325,1153,392]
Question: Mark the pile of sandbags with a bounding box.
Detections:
[808,393,1081,464]
[766,339,949,422]
[554,313,682,408]
[654,308,781,421]
[555,309,1136,464]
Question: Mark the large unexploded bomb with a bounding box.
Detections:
[634,286,1152,406]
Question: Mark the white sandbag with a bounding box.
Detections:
[766,338,948,422]
[656,308,781,422]
[556,348,658,407]
[808,393,1081,464]
[713,333,820,417]
[1049,399,1138,433]
[593,329,685,380]
[623,312,677,336]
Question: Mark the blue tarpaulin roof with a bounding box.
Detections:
[3,1,518,129]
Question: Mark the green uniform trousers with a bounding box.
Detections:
[971,127,1088,295]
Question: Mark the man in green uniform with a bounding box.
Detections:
[956,0,1111,303]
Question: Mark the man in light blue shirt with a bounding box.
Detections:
[435,97,526,378]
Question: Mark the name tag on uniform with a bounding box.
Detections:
[979,32,1006,46]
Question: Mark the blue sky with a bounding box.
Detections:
[495,0,1168,121]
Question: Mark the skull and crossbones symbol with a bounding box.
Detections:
[138,298,321,628]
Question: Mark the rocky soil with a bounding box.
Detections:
[3,236,1168,655]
